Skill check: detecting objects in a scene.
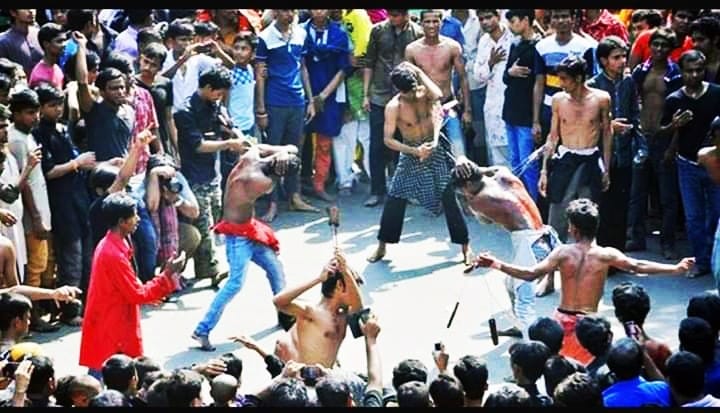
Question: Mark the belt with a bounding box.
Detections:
[556,307,587,316]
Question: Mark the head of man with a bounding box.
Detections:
[679,49,707,89]
[232,33,257,67]
[139,370,172,403]
[575,316,613,358]
[95,68,127,108]
[392,358,428,390]
[509,340,551,384]
[101,192,140,236]
[9,9,36,26]
[89,389,131,407]
[553,372,603,407]
[690,16,720,57]
[88,162,120,196]
[315,375,352,407]
[139,42,167,80]
[612,281,651,328]
[24,355,55,401]
[260,153,301,182]
[670,9,699,37]
[101,354,138,396]
[550,9,576,35]
[679,316,715,366]
[687,293,720,340]
[649,27,678,63]
[265,377,309,407]
[64,9,98,37]
[631,9,663,35]
[165,18,195,55]
[543,355,583,396]
[35,82,65,123]
[419,10,443,38]
[429,374,464,407]
[390,63,419,99]
[453,355,488,402]
[528,317,564,355]
[397,381,432,407]
[0,74,10,105]
[483,384,532,407]
[477,9,501,34]
[198,66,232,103]
[387,10,410,29]
[9,88,40,133]
[666,351,707,405]
[597,36,628,78]
[565,198,599,241]
[164,369,203,407]
[146,153,182,205]
[67,374,103,407]
[210,374,238,406]
[38,22,67,58]
[606,337,644,381]
[309,9,329,25]
[556,55,588,94]
[710,116,720,146]
[505,9,534,36]
[274,9,297,26]
[0,292,32,341]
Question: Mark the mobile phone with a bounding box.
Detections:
[434,342,442,352]
[624,321,639,339]
[1,361,18,378]
[348,307,372,338]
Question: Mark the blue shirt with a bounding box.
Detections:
[631,58,683,98]
[602,376,671,407]
[706,359,720,398]
[228,64,256,131]
[256,22,310,107]
[440,15,465,53]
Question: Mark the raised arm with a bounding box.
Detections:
[605,247,694,275]
[471,248,564,282]
[272,259,339,319]
[71,31,96,114]
[107,131,150,194]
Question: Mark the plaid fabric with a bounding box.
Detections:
[388,133,454,215]
[150,202,179,265]
[231,66,254,86]
[130,87,158,174]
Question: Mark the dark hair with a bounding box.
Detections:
[553,372,603,407]
[678,49,707,70]
[483,384,533,407]
[612,281,651,326]
[101,192,138,228]
[89,162,120,192]
[89,389,132,407]
[476,9,500,17]
[390,65,418,93]
[146,153,178,176]
[453,355,488,400]
[650,27,679,49]
[166,18,194,39]
[9,88,40,114]
[95,68,126,91]
[199,66,232,90]
[607,337,644,380]
[126,9,153,27]
[141,42,167,64]
[68,374,102,403]
[34,83,64,105]
[0,73,10,92]
[510,340,551,382]
[266,377,309,407]
[102,354,137,394]
[0,292,32,332]
[315,376,350,407]
[387,10,409,15]
[102,52,134,76]
[165,369,203,407]
[194,21,219,37]
[392,359,428,390]
[575,316,612,357]
[556,55,588,81]
[64,49,100,81]
[419,9,444,21]
[550,9,578,19]
[38,22,65,51]
[679,317,715,365]
[141,370,171,393]
[528,317,564,354]
[263,154,301,178]
[631,9,663,28]
[0,58,20,80]
[233,33,258,50]
[566,198,599,240]
[544,355,582,396]
[397,381,431,407]
[145,377,171,406]
[690,16,720,41]
[219,353,243,380]
[320,271,346,298]
[64,9,96,32]
[666,351,706,399]
[505,9,535,24]
[596,35,628,63]
[53,374,76,407]
[429,374,464,407]
[27,355,55,396]
[137,27,163,47]
[687,293,720,338]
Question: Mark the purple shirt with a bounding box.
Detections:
[113,25,139,59]
[0,26,43,76]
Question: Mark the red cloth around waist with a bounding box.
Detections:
[213,218,280,252]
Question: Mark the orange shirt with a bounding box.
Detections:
[631,28,694,64]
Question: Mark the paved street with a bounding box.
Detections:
[33,185,716,393]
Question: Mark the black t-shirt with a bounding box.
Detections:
[662,83,720,162]
[89,194,108,248]
[84,101,134,162]
[502,35,541,127]
[135,74,173,151]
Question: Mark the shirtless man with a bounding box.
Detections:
[626,27,683,257]
[405,9,472,158]
[191,139,300,351]
[273,251,363,368]
[470,198,694,365]
[453,160,560,338]
[366,62,472,264]
[698,116,720,293]
[536,54,612,296]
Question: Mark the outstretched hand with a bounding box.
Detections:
[676,257,695,273]
[465,252,500,274]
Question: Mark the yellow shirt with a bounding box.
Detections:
[342,9,372,57]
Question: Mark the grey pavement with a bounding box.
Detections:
[32,184,716,394]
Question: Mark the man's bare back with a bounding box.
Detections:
[553,88,609,150]
[405,35,461,100]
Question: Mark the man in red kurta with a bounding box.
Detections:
[79,192,185,375]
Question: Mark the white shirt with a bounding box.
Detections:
[457,11,483,91]
[162,52,220,113]
[8,124,51,231]
[0,152,26,279]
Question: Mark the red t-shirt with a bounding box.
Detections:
[631,29,694,64]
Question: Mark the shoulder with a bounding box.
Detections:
[594,88,612,103]
[551,91,568,103]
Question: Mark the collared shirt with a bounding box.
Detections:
[440,14,465,52]
[602,376,671,407]
[130,86,159,174]
[8,124,52,231]
[162,52,219,113]
[33,119,90,242]
[256,21,310,107]
[113,25,139,59]
[535,33,596,107]
[588,71,640,168]
[0,26,43,76]
[473,25,514,93]
[365,19,423,106]
[135,74,174,153]
[581,9,629,43]
[631,58,683,98]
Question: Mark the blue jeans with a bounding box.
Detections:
[712,218,720,293]
[504,276,535,334]
[677,156,720,271]
[442,110,466,158]
[193,235,286,337]
[469,87,487,165]
[131,205,158,282]
[506,124,539,201]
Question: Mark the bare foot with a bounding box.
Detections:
[260,203,278,223]
[535,274,555,297]
[461,244,472,266]
[367,244,386,263]
[289,196,320,212]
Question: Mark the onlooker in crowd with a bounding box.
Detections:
[581,9,630,43]
[483,384,533,407]
[508,340,553,406]
[678,316,720,397]
[452,355,488,407]
[629,9,663,44]
[666,351,720,407]
[113,9,153,60]
[0,10,43,77]
[553,372,604,407]
[686,293,720,360]
[629,9,698,69]
[689,16,720,83]
[29,23,66,89]
[575,316,613,381]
